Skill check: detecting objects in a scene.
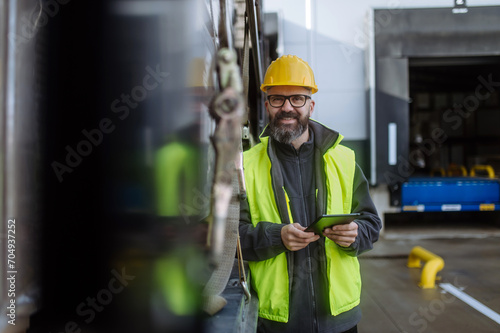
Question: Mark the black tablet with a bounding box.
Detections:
[304,213,362,235]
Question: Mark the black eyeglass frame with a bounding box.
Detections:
[266,94,312,108]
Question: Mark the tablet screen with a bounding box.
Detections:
[304,213,361,235]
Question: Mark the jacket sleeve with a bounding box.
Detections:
[338,163,382,257]
[239,198,288,261]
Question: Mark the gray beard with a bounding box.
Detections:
[269,114,309,145]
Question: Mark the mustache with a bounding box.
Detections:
[276,111,299,119]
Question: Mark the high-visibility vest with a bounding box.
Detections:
[244,135,361,323]
[155,142,199,217]
[154,142,202,315]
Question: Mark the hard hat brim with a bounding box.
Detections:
[260,83,318,94]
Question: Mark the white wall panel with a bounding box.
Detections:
[282,43,310,63]
[263,0,309,44]
[312,91,366,140]
[282,19,308,44]
[314,43,364,92]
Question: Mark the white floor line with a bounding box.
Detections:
[440,283,500,325]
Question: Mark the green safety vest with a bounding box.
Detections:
[155,142,199,217]
[154,141,202,315]
[243,135,361,323]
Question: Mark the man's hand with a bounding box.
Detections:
[281,223,320,251]
[323,222,358,247]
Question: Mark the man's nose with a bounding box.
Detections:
[281,98,294,111]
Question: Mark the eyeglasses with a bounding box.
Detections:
[267,94,311,108]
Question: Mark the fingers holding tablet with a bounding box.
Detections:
[323,221,359,247]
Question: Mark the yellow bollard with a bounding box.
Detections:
[430,167,445,177]
[407,246,445,289]
[470,164,495,179]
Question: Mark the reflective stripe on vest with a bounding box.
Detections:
[243,136,361,322]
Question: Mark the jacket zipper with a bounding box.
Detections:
[297,152,318,332]
[283,187,294,296]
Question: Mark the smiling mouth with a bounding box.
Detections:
[277,112,299,121]
[277,117,298,125]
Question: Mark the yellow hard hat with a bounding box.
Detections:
[260,55,318,93]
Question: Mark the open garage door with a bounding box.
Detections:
[371,6,500,208]
[409,56,500,178]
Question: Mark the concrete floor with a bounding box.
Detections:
[357,231,500,333]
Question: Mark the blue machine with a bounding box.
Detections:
[401,177,500,212]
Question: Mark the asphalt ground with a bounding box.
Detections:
[358,230,500,333]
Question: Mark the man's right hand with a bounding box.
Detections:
[281,223,320,251]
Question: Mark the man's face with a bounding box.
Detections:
[266,86,315,145]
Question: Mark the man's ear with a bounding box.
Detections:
[309,100,315,116]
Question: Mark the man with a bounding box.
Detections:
[239,55,382,333]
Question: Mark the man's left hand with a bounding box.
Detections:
[322,222,358,247]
